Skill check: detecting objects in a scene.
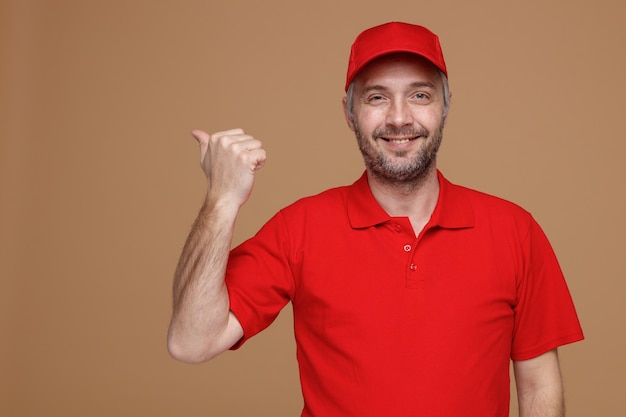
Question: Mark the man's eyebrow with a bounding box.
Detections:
[360,85,389,95]
[409,81,436,89]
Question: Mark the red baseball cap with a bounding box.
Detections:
[345,22,447,91]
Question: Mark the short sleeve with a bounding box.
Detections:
[225,211,295,349]
[511,217,584,360]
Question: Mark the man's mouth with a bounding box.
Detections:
[374,127,429,145]
[380,136,419,144]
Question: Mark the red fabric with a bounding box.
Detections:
[225,171,583,417]
[345,22,448,91]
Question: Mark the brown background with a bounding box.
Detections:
[2,0,624,416]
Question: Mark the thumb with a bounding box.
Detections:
[191,129,210,145]
[191,129,211,165]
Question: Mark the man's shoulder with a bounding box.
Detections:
[443,177,533,223]
[456,182,526,209]
[282,183,353,214]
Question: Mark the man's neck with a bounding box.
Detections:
[367,166,440,236]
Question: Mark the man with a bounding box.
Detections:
[168,22,583,417]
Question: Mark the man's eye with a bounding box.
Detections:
[414,92,428,100]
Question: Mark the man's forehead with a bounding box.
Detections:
[354,53,442,90]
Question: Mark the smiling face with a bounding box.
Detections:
[343,53,448,187]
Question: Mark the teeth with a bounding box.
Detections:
[380,136,419,144]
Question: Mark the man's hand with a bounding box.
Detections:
[191,128,266,210]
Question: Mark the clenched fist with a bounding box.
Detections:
[191,128,266,210]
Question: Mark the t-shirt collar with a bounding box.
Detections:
[347,170,474,230]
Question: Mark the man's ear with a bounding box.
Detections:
[342,97,355,132]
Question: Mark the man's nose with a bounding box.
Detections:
[386,99,413,127]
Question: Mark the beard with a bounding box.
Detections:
[353,121,444,187]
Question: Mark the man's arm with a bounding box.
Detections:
[513,349,565,417]
[167,128,266,364]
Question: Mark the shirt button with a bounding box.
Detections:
[410,263,417,271]
[403,244,412,252]
[395,225,402,232]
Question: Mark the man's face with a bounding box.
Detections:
[344,53,447,186]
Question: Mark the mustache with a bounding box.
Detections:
[372,126,429,139]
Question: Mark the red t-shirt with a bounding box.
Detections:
[225,171,583,417]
